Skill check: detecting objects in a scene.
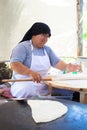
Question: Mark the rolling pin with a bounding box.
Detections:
[1,74,87,84]
[0,77,52,83]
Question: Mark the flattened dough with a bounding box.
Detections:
[27,100,68,123]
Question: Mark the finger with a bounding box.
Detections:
[33,76,41,83]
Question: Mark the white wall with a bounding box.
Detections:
[0,0,78,61]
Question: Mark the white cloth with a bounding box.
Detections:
[11,43,51,98]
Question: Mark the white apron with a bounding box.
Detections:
[11,44,51,98]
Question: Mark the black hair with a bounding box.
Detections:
[20,22,51,42]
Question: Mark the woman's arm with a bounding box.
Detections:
[10,62,42,82]
[54,60,81,73]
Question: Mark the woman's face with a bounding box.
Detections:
[32,34,49,48]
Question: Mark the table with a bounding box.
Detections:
[0,99,87,130]
[45,80,87,104]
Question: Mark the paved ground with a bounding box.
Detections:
[0,97,8,105]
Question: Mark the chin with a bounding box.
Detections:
[39,44,44,47]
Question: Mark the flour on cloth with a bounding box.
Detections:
[27,100,68,123]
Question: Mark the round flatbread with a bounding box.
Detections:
[27,100,68,123]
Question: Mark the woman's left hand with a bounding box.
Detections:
[66,63,81,73]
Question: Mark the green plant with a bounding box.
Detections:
[83,32,87,41]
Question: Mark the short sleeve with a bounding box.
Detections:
[45,46,61,66]
[10,44,27,63]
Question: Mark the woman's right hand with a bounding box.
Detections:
[29,70,42,83]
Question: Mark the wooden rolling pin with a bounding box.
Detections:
[1,77,52,83]
[1,74,87,84]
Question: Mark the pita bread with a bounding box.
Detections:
[27,100,68,123]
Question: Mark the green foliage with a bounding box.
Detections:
[83,32,87,41]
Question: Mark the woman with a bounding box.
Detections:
[10,22,80,98]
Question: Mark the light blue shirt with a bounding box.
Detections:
[10,40,61,68]
[10,40,73,97]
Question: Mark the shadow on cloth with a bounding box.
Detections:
[0,88,13,98]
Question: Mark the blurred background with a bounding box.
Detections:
[0,0,87,73]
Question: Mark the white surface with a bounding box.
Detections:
[27,100,68,123]
[55,80,87,88]
[53,73,87,80]
[52,73,87,89]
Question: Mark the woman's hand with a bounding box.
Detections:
[29,70,42,83]
[66,63,81,73]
